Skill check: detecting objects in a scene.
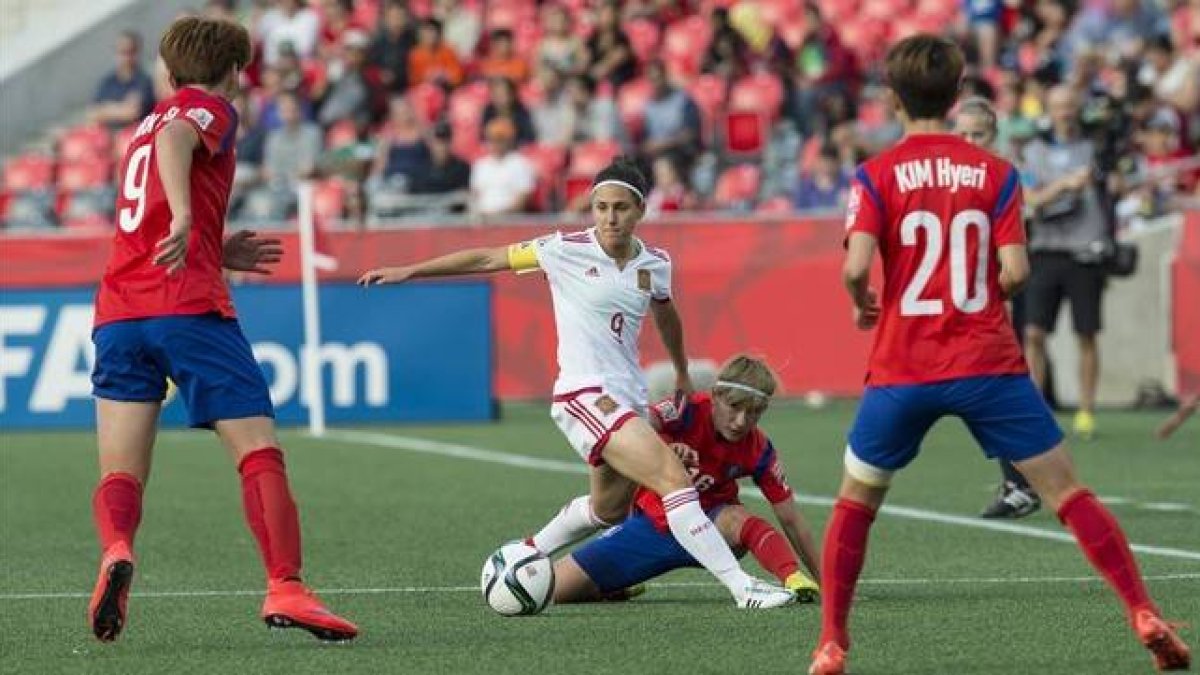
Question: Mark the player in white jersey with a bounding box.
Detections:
[360,158,795,608]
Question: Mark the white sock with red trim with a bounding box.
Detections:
[529,495,609,555]
[662,487,752,598]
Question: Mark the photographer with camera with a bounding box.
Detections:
[1021,84,1120,441]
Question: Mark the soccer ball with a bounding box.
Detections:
[480,541,554,616]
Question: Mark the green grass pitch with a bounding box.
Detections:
[1,403,1196,674]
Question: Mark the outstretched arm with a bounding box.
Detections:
[358,246,512,285]
[650,299,693,393]
[153,120,201,274]
[769,499,820,582]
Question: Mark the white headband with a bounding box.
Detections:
[591,179,644,203]
[715,380,770,399]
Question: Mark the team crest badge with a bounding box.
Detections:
[594,395,619,415]
[186,107,215,131]
[637,269,651,291]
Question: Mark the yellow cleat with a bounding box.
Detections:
[1073,410,1096,440]
[785,572,820,604]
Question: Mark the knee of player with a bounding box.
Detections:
[591,502,630,527]
[1024,326,1047,346]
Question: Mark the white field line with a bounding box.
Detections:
[323,430,1200,563]
[5,573,1200,601]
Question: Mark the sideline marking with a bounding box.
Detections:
[324,430,1200,562]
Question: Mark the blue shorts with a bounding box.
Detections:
[92,314,274,429]
[848,374,1063,475]
[571,508,726,593]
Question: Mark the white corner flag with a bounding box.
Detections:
[297,180,329,437]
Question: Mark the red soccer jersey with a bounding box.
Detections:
[635,392,793,532]
[94,87,238,327]
[845,133,1029,386]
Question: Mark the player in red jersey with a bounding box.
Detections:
[87,16,356,643]
[808,36,1190,674]
[552,355,821,604]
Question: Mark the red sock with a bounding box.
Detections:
[819,498,877,650]
[1057,489,1155,619]
[739,516,799,583]
[238,448,302,582]
[92,472,143,552]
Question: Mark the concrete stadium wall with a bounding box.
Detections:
[1046,217,1182,407]
[0,0,194,155]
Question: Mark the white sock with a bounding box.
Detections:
[662,487,751,598]
[530,495,608,555]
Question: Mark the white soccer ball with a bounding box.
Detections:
[480,541,554,616]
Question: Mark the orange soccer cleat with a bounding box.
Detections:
[261,579,358,642]
[1134,609,1191,671]
[808,641,847,675]
[88,542,135,642]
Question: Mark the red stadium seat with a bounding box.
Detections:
[623,18,661,65]
[863,0,911,20]
[662,15,710,80]
[757,0,802,24]
[449,81,489,131]
[729,73,784,122]
[58,124,112,163]
[0,190,10,222]
[57,159,112,191]
[61,213,110,231]
[112,125,138,161]
[723,110,767,156]
[521,143,568,211]
[617,77,653,139]
[561,174,593,206]
[407,82,447,126]
[325,119,359,150]
[818,0,859,23]
[519,78,546,110]
[486,2,535,30]
[312,180,346,221]
[687,74,727,145]
[712,164,762,206]
[568,140,621,176]
[3,154,55,192]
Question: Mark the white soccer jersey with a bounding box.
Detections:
[510,227,672,408]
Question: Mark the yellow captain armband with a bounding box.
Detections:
[507,240,542,274]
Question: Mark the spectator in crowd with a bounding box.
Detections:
[481,77,537,147]
[645,155,697,217]
[410,122,471,202]
[789,3,860,137]
[1141,34,1199,119]
[964,0,1003,69]
[1067,0,1167,65]
[538,4,588,78]
[1022,84,1112,440]
[202,0,240,22]
[369,0,418,93]
[470,118,536,218]
[257,0,320,67]
[431,0,482,63]
[536,73,625,147]
[701,7,750,81]
[409,18,465,89]
[1122,110,1198,220]
[792,143,849,211]
[587,0,637,89]
[318,0,362,61]
[641,60,702,171]
[370,97,431,191]
[230,90,268,211]
[273,40,320,101]
[480,29,531,84]
[88,31,156,130]
[244,90,323,219]
[317,30,381,128]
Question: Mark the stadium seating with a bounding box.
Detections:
[712,163,762,209]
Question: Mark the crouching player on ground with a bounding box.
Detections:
[553,356,821,605]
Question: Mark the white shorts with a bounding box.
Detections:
[550,385,644,466]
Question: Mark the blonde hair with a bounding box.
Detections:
[956,96,998,133]
[713,354,778,410]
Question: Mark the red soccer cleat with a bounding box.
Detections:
[88,542,135,642]
[1134,609,1191,671]
[808,641,847,675]
[261,579,358,642]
